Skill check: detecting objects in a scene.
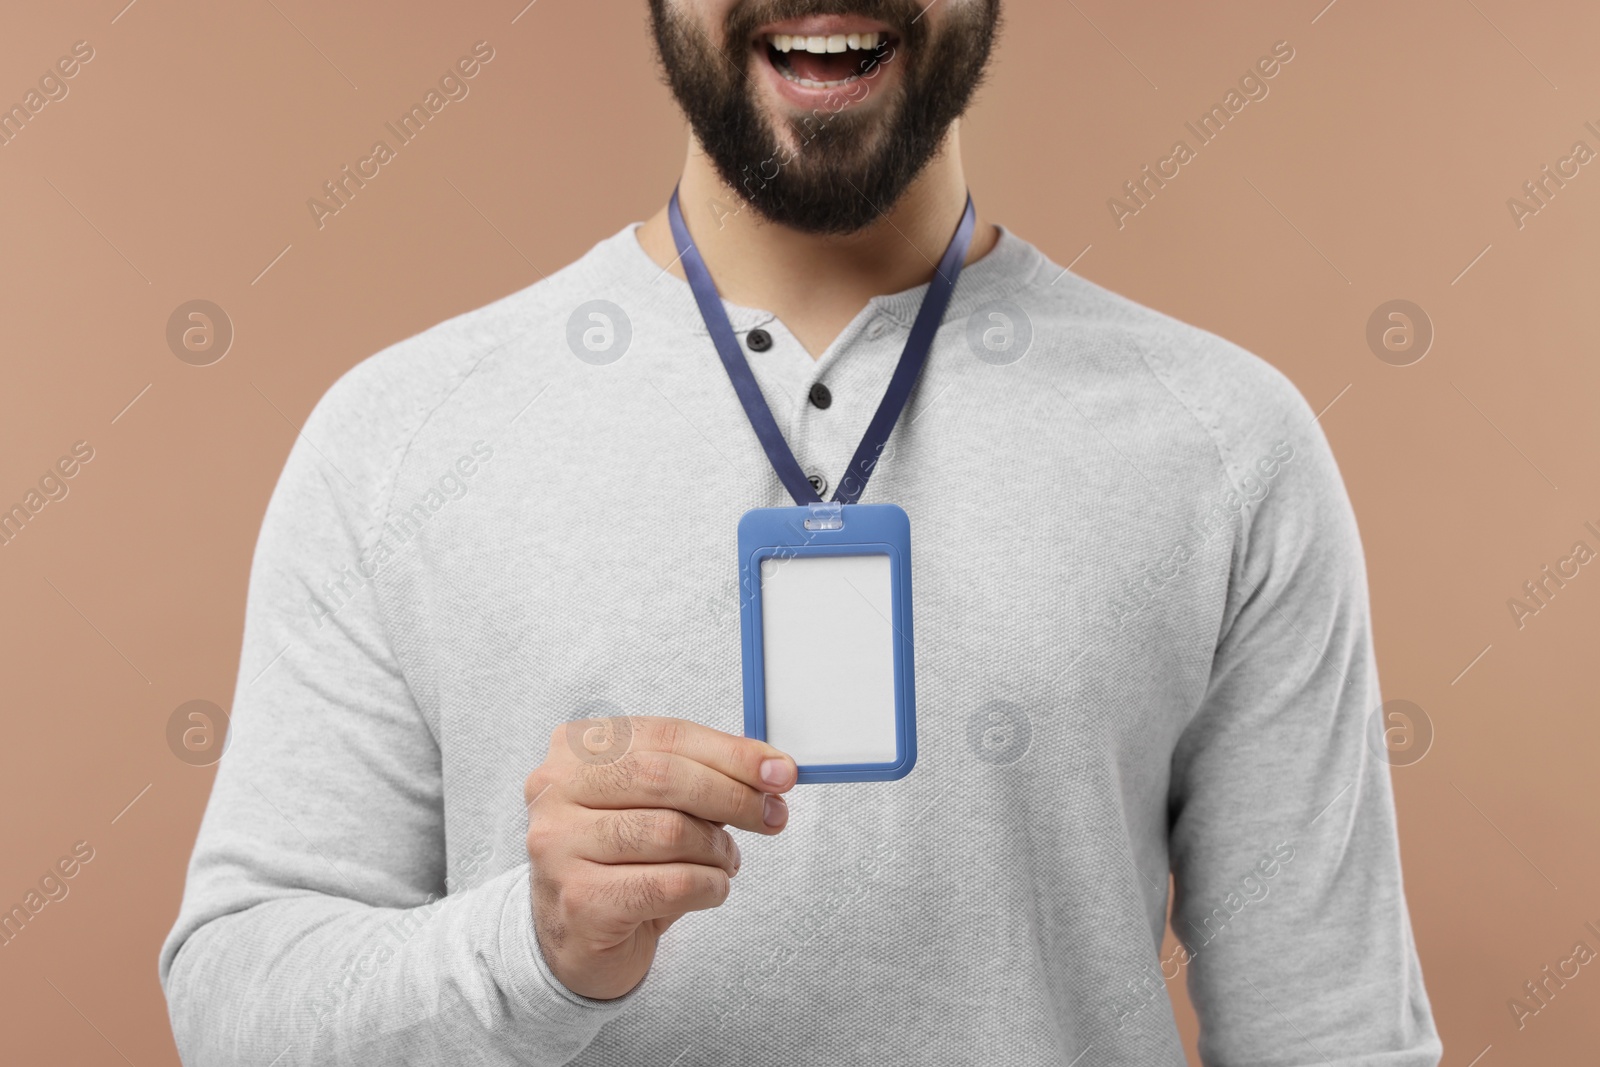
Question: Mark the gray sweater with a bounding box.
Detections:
[159,222,1442,1065]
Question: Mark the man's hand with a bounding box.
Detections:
[524,715,797,1000]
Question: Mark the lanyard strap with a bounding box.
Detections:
[668,187,977,507]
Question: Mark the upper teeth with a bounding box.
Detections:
[768,31,880,53]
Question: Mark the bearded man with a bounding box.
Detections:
[160,3,1442,1064]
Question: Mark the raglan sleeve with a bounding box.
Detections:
[157,358,640,1066]
[1165,371,1443,1066]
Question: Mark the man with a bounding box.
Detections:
[160,1,1443,1064]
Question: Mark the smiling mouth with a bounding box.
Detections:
[760,30,897,89]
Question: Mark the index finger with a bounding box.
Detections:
[565,715,797,794]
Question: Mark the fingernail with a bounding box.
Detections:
[731,839,742,874]
[759,758,791,788]
[763,793,788,828]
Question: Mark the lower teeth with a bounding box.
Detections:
[782,67,857,89]
[771,47,879,89]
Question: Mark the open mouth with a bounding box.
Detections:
[759,29,897,90]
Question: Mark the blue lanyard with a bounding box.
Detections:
[667,187,977,507]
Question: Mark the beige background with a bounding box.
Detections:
[2,0,1597,1062]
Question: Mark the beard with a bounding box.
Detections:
[648,0,1000,235]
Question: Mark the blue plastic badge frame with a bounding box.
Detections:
[737,501,918,784]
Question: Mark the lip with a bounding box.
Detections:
[750,18,901,111]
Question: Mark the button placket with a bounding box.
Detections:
[743,317,825,494]
[795,316,881,502]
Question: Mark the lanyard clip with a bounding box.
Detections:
[803,501,844,531]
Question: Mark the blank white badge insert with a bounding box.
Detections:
[758,552,897,766]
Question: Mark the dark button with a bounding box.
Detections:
[807,471,829,496]
[746,328,773,352]
[808,382,833,409]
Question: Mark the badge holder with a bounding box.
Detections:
[667,185,974,786]
[738,502,916,783]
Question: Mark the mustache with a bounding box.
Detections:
[725,0,927,40]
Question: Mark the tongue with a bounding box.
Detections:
[787,48,861,84]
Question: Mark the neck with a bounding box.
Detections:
[636,124,999,358]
